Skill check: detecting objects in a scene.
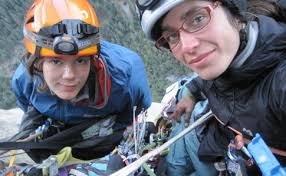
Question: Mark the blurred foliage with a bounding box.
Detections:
[0,73,16,109]
[0,0,191,109]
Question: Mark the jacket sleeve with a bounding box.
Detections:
[127,53,152,116]
[185,76,206,102]
[269,64,286,121]
[11,63,31,112]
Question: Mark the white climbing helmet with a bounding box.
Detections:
[136,0,185,41]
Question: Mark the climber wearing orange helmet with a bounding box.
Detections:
[10,0,151,169]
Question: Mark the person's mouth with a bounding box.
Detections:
[188,49,215,65]
[61,84,77,91]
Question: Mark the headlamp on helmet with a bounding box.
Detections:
[24,0,101,57]
[53,36,78,55]
[24,19,100,56]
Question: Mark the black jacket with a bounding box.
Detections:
[187,15,286,165]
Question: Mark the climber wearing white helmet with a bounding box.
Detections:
[136,0,286,175]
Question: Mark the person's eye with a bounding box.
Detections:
[166,32,179,45]
[184,10,209,31]
[193,15,205,24]
[192,14,207,26]
[50,59,61,65]
[76,57,90,65]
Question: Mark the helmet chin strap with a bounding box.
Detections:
[34,45,42,59]
[238,23,248,53]
[27,45,42,76]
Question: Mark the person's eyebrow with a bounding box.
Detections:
[181,6,202,20]
[161,6,202,33]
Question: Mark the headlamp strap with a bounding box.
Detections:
[39,20,99,37]
[40,24,66,36]
[77,34,100,50]
[77,23,99,35]
[24,26,100,51]
[24,27,54,49]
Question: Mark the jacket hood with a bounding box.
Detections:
[217,15,286,87]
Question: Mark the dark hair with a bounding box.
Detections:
[21,53,48,92]
[217,0,286,22]
[246,0,286,22]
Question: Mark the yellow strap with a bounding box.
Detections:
[53,147,92,167]
[111,147,118,154]
[8,150,17,167]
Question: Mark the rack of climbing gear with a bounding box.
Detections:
[112,105,173,176]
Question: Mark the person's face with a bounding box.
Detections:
[161,1,240,80]
[42,56,91,100]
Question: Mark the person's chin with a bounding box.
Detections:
[198,72,218,80]
[56,93,77,101]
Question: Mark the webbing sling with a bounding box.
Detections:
[0,118,98,151]
[0,141,64,150]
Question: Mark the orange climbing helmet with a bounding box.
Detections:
[23,0,100,57]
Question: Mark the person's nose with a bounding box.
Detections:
[179,30,200,52]
[62,64,75,80]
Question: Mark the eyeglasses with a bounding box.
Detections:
[155,3,219,50]
[136,0,159,20]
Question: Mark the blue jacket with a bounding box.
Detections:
[12,40,152,124]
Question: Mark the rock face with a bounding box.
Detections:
[0,108,34,164]
[0,108,23,139]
